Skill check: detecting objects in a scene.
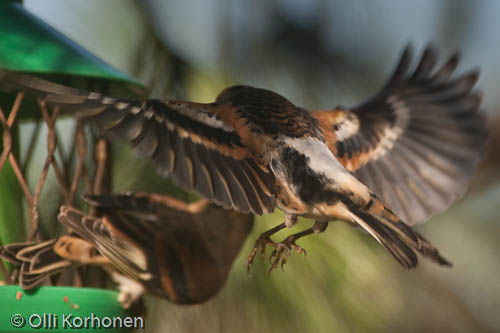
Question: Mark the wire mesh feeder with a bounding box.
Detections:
[0,86,255,307]
[0,90,111,287]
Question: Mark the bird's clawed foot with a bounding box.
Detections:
[247,232,307,275]
[246,234,276,275]
[268,235,307,273]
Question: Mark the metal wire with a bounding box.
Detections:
[0,91,109,285]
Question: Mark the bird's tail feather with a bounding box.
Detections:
[0,239,76,289]
[351,196,452,269]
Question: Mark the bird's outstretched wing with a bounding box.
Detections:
[313,45,487,225]
[0,70,275,215]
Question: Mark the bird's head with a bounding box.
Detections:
[215,85,255,103]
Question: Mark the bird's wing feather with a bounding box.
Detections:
[0,69,275,215]
[312,45,487,225]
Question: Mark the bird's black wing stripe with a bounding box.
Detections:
[147,100,244,147]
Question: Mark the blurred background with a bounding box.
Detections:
[13,0,500,331]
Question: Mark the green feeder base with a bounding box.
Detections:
[0,285,144,332]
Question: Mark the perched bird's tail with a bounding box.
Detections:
[350,195,452,269]
[0,239,75,289]
[0,235,106,289]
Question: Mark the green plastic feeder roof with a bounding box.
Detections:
[0,1,145,97]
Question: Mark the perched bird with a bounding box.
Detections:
[0,45,487,272]
[0,193,253,308]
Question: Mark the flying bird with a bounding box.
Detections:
[0,193,253,308]
[0,45,487,272]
